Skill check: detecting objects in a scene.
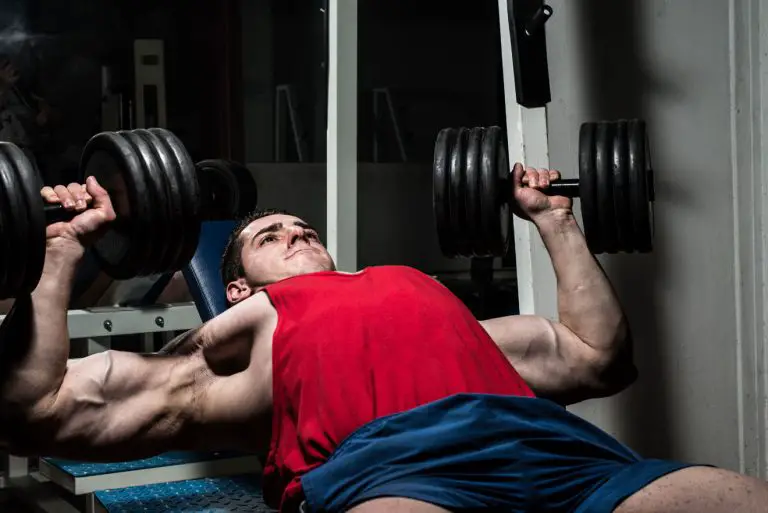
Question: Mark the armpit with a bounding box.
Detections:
[157,328,202,356]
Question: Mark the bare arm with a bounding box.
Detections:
[0,179,270,460]
[1,286,272,461]
[481,167,635,405]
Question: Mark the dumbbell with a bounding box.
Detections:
[196,159,259,220]
[0,128,260,299]
[432,119,655,258]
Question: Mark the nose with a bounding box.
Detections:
[286,226,310,248]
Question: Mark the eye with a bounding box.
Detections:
[260,234,278,246]
[306,231,318,240]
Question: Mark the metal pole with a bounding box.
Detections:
[326,0,358,271]
[497,0,557,318]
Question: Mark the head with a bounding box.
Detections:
[220,208,336,306]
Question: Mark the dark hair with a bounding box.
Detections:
[220,207,291,286]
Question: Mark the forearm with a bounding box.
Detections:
[0,245,83,413]
[534,210,629,354]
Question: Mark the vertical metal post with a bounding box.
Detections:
[326,0,358,271]
[497,0,558,318]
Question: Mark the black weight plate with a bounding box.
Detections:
[81,132,151,279]
[433,128,457,257]
[120,130,172,275]
[149,128,201,268]
[0,144,28,298]
[197,159,238,219]
[4,143,45,295]
[595,122,618,253]
[231,161,259,216]
[480,126,509,257]
[229,160,259,216]
[196,159,257,219]
[464,127,487,257]
[578,123,601,253]
[197,160,259,218]
[449,127,471,257]
[612,120,633,252]
[495,135,512,257]
[134,128,186,273]
[645,126,656,243]
[628,119,653,252]
[0,149,9,297]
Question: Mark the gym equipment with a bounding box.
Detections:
[433,119,654,258]
[506,0,553,108]
[197,159,259,220]
[0,129,259,299]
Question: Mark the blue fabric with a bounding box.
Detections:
[301,394,698,513]
[182,220,237,321]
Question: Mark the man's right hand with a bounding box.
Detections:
[40,176,116,251]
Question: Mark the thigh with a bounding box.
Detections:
[615,466,768,513]
[347,497,452,513]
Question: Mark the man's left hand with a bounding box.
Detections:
[511,162,573,222]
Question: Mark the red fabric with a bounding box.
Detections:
[261,266,534,511]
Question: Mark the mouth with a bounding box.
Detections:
[286,247,317,259]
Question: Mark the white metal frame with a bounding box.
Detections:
[326,0,358,272]
[496,0,558,320]
[0,302,202,340]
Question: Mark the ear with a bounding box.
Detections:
[226,278,254,305]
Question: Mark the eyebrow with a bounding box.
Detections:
[251,221,318,243]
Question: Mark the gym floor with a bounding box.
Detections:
[0,490,34,512]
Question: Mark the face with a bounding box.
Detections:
[226,214,336,304]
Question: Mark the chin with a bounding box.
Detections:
[292,255,334,275]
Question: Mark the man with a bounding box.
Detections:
[0,165,766,513]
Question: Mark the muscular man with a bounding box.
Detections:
[1,166,766,513]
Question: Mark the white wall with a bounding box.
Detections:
[541,0,767,475]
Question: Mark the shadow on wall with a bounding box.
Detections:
[574,0,674,459]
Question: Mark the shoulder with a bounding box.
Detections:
[159,292,274,356]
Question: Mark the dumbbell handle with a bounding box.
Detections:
[500,177,581,199]
[539,178,580,198]
[44,202,88,224]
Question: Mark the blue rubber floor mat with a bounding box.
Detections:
[94,474,274,512]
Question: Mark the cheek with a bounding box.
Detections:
[241,253,267,277]
[243,248,282,276]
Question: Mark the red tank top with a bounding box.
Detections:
[261,266,534,511]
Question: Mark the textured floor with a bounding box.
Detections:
[95,474,275,513]
[0,489,47,512]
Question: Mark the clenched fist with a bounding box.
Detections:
[511,163,573,222]
[40,176,116,250]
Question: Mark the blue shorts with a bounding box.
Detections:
[300,394,700,512]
